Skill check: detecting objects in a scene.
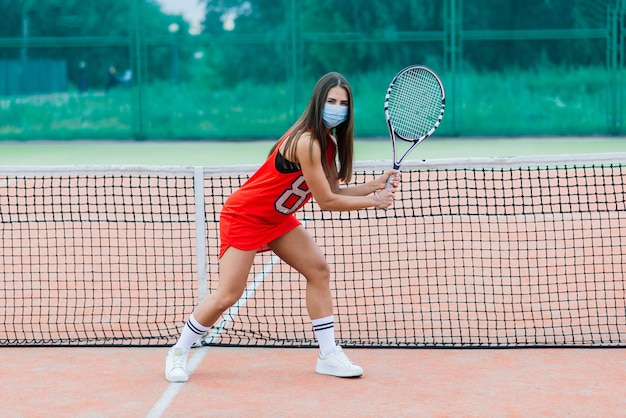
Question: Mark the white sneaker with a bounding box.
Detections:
[165,347,189,382]
[315,346,363,377]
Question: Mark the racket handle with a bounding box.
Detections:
[385,164,400,189]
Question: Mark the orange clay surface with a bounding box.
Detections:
[2,346,626,417]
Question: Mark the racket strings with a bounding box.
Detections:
[387,70,444,140]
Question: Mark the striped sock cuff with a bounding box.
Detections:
[312,315,334,332]
[312,315,336,356]
[186,315,210,336]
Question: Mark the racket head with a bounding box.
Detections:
[384,65,446,143]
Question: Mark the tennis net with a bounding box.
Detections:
[1,153,625,347]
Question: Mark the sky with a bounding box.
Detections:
[153,0,241,32]
[153,0,206,31]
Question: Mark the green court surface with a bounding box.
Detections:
[0,136,624,166]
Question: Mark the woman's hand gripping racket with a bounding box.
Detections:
[384,65,446,188]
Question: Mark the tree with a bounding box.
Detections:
[0,0,188,88]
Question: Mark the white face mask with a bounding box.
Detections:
[322,103,349,128]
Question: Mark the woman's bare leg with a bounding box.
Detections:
[269,226,363,377]
[193,247,257,326]
[269,226,332,320]
[165,247,256,382]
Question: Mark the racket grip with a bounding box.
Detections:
[385,165,400,189]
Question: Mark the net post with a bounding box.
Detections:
[194,166,208,302]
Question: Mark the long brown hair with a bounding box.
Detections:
[269,72,354,183]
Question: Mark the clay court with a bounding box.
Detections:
[1,345,625,417]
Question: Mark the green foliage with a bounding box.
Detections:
[0,0,614,84]
[0,66,617,139]
[454,67,613,135]
[0,0,622,139]
[0,0,188,87]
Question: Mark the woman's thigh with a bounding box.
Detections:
[268,226,329,280]
[216,246,258,296]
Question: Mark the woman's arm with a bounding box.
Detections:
[296,133,397,211]
[335,173,398,197]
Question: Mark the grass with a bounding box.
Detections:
[0,136,624,166]
[1,66,623,140]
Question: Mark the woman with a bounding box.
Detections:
[166,72,399,382]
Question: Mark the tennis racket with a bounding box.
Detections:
[384,65,445,188]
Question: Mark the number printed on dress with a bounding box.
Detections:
[275,176,310,214]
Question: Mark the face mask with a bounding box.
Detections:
[322,103,348,128]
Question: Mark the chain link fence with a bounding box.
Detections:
[0,0,624,140]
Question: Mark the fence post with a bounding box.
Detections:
[288,0,302,123]
[607,1,625,135]
[444,0,462,136]
[619,0,625,135]
[131,0,146,140]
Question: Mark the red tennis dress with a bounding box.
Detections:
[219,135,336,258]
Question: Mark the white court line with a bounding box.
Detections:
[146,254,280,418]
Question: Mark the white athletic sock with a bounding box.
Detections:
[173,314,210,353]
[312,315,336,356]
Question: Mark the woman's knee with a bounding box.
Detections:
[306,259,331,284]
[205,288,243,313]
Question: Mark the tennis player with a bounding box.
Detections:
[166,72,399,382]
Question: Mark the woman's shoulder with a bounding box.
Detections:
[296,131,323,149]
[294,130,323,160]
[297,130,314,142]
